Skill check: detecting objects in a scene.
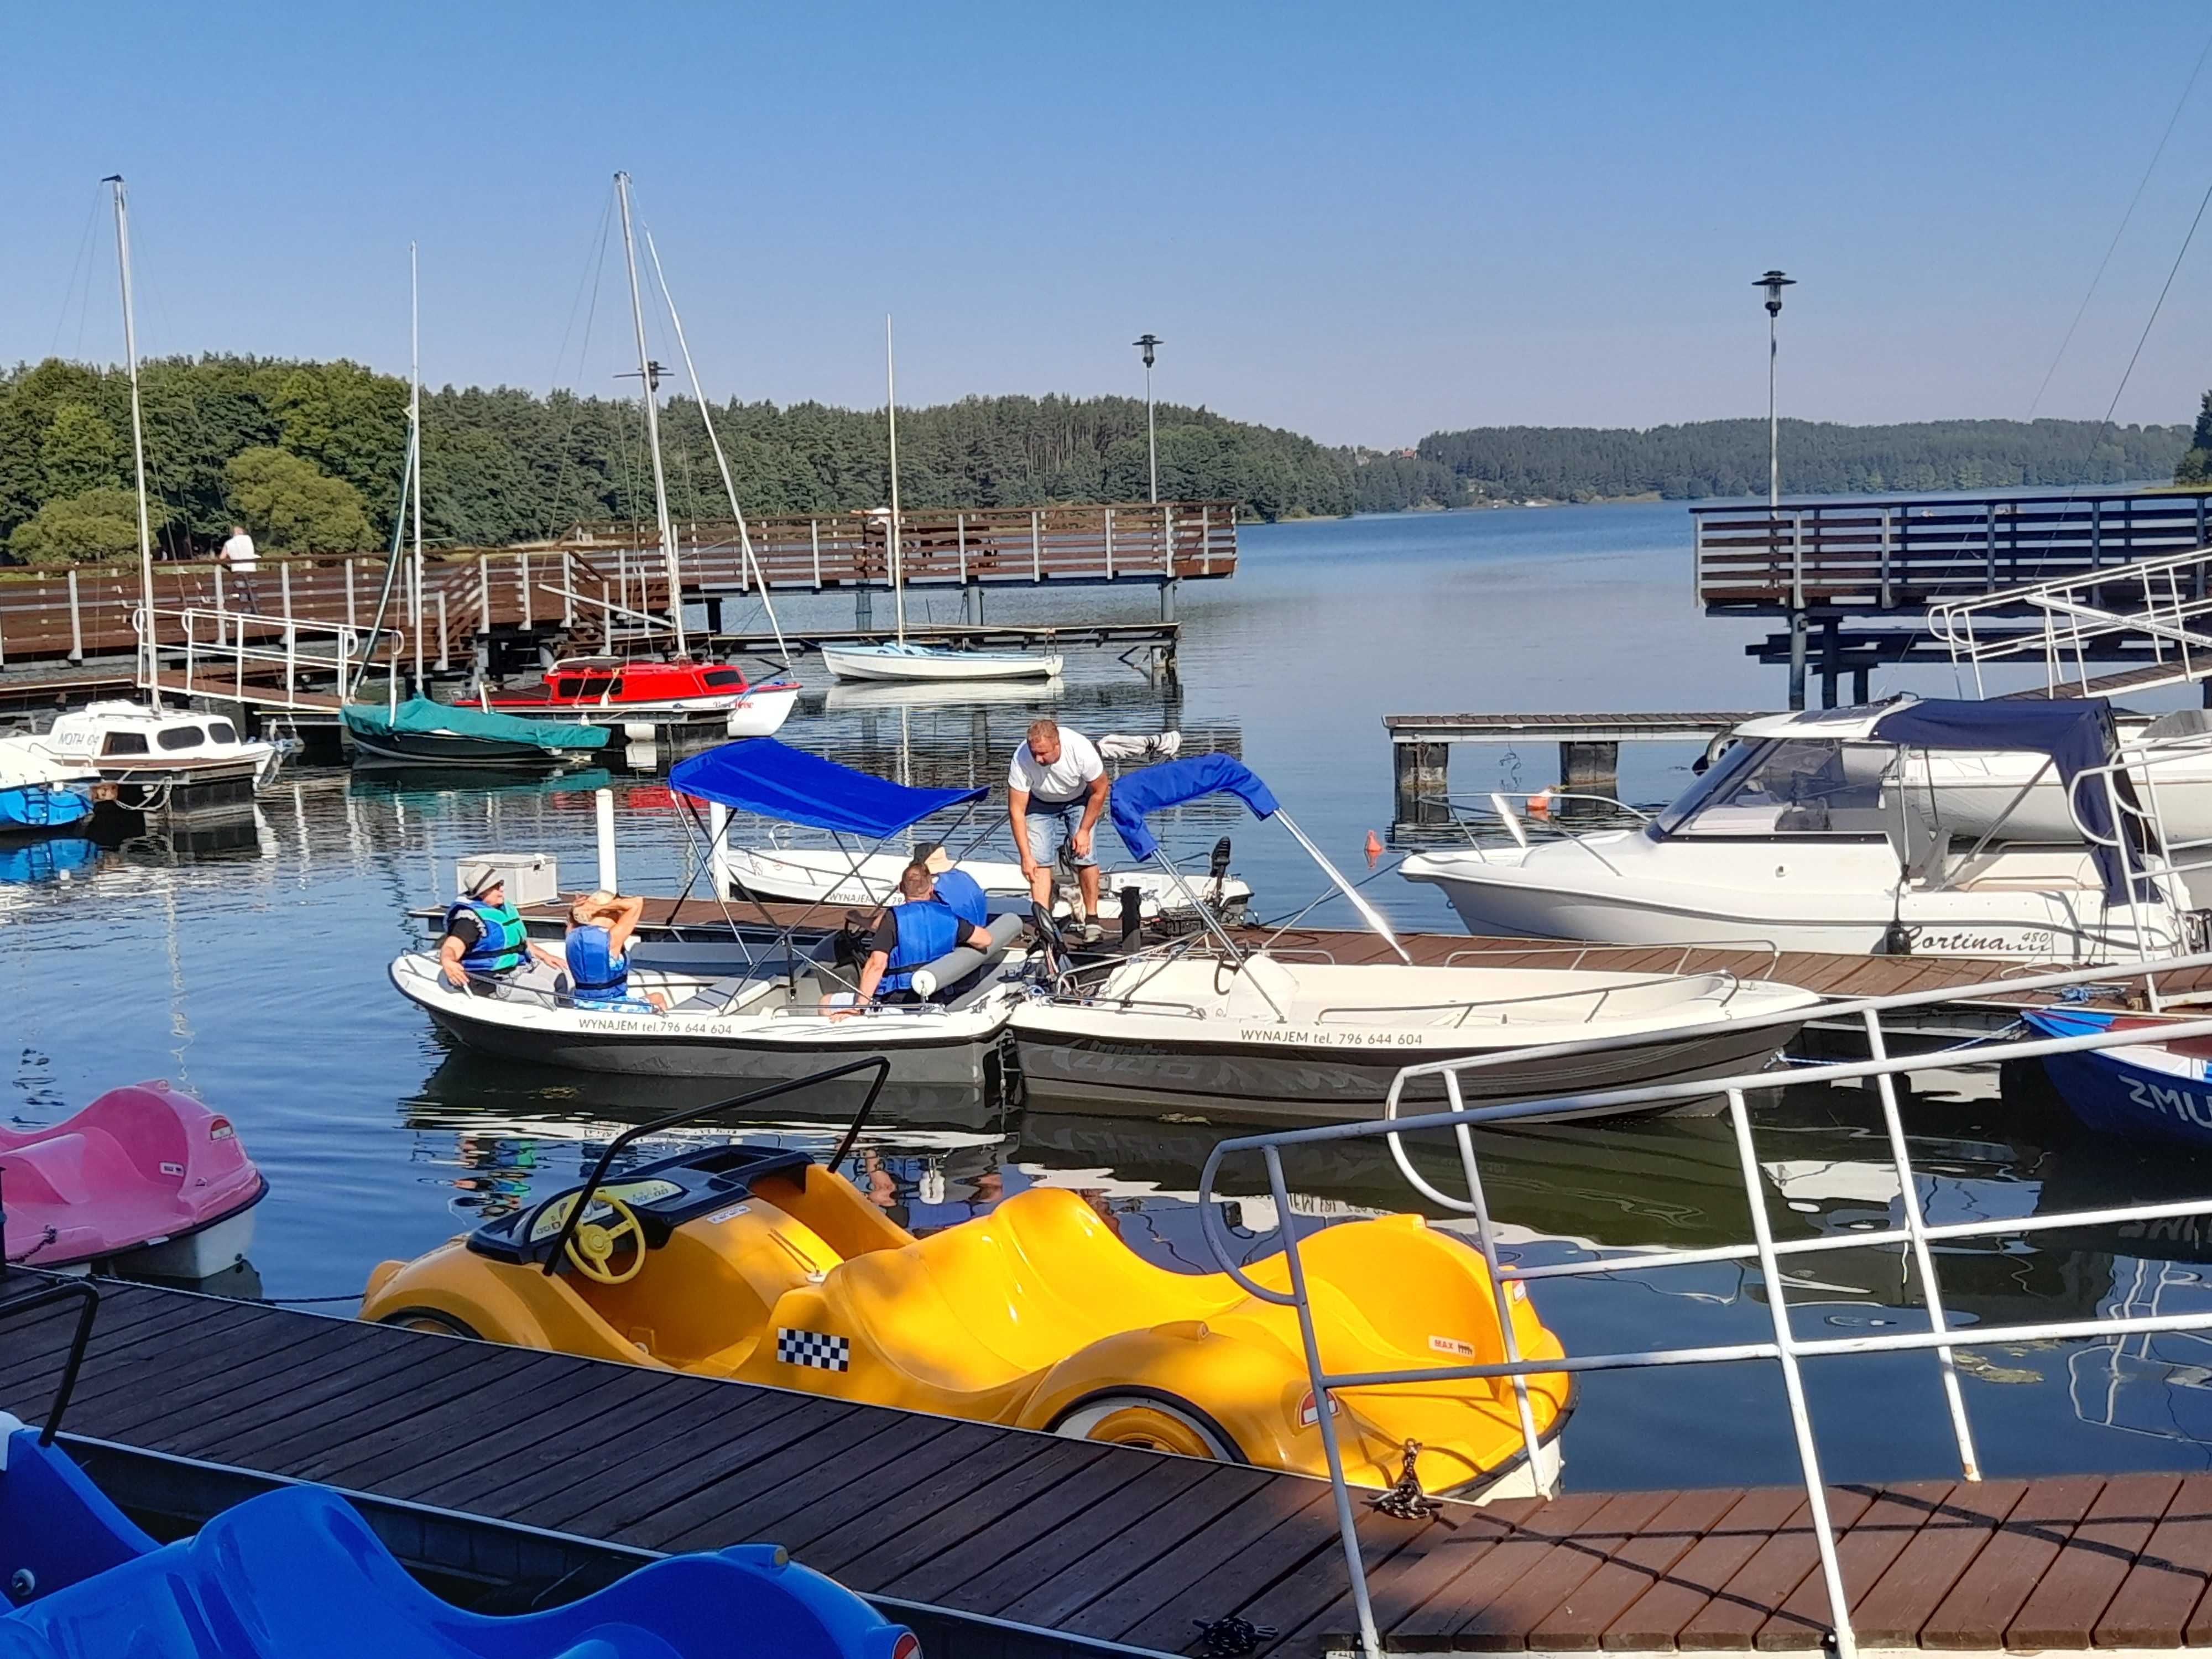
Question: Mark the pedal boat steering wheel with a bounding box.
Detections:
[536,1188,646,1284]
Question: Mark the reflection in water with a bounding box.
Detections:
[12,506,2212,1492]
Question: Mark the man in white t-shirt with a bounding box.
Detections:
[1007,717,1108,917]
[219,524,261,611]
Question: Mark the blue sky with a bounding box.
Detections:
[7,1,2212,446]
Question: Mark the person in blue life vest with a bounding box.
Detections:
[912,842,991,929]
[438,872,564,991]
[563,890,670,1011]
[834,863,997,1014]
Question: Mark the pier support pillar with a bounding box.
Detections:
[1160,579,1178,623]
[1787,610,1808,711]
[855,588,873,630]
[1853,666,1870,704]
[1819,616,1841,709]
[707,596,726,635]
[1560,741,1620,799]
[1392,740,1450,826]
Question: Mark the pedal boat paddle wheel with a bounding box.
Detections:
[360,1066,1572,1500]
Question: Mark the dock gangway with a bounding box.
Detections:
[1928,543,2212,700]
[1198,951,2212,1659]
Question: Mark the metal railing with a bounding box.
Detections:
[1194,951,2212,1659]
[1928,542,2212,697]
[137,604,401,709]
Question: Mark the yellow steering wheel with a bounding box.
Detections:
[541,1190,647,1285]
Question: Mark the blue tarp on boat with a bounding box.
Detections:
[670,737,987,837]
[1869,697,2141,903]
[1110,753,1280,860]
[340,698,609,751]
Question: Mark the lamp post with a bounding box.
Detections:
[1756,270,1802,707]
[1134,333,1161,504]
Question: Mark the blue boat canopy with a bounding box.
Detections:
[1865,697,2146,903]
[670,738,987,838]
[1110,754,1280,861]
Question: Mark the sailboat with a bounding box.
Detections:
[483,173,801,734]
[820,319,1064,684]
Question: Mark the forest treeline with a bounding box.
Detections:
[0,353,2198,564]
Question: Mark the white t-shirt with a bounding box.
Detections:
[1008,728,1104,805]
[220,532,259,571]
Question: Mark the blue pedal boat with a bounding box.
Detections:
[2022,1006,2212,1148]
[0,1283,916,1659]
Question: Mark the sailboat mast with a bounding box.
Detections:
[615,171,686,658]
[644,229,790,670]
[104,175,159,711]
[409,240,425,695]
[886,314,905,644]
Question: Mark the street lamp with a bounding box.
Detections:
[1134,333,1162,504]
[1755,269,1801,707]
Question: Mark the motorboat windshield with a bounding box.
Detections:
[1649,736,1893,838]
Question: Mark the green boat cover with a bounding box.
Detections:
[341,698,611,751]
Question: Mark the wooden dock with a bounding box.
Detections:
[1382,712,1764,823]
[14,1279,2212,1655]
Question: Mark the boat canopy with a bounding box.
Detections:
[670,738,988,837]
[1110,754,1280,860]
[340,698,609,751]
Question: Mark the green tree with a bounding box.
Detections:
[7,486,144,565]
[38,403,126,498]
[271,361,408,532]
[2176,393,2212,486]
[223,446,373,551]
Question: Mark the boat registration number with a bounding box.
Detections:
[1237,1027,1428,1047]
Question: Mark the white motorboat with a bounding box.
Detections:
[0,736,103,833]
[1402,697,2200,961]
[36,702,280,811]
[1009,753,1824,1119]
[394,736,1035,1093]
[1906,708,2212,844]
[821,641,1066,682]
[719,844,1251,926]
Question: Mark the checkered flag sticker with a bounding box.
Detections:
[776,1327,851,1372]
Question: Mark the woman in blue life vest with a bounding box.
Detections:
[564,890,670,1011]
[439,873,562,990]
[839,863,996,1011]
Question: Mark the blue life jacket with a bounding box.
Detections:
[879,899,962,995]
[933,868,990,928]
[446,898,528,975]
[565,923,630,1004]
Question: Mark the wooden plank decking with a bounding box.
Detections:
[8,1279,2212,1655]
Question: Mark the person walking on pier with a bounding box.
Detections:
[1008,717,1108,930]
[220,523,262,613]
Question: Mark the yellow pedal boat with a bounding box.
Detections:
[362,1140,1571,1498]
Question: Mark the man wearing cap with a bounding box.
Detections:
[438,873,561,991]
[1008,717,1109,923]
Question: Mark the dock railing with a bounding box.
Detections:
[1927,542,2212,697]
[1196,951,2212,1659]
[135,604,400,711]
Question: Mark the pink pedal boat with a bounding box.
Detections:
[1,1082,266,1277]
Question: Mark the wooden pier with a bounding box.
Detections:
[0,500,1236,684]
[15,1277,2212,1656]
[1383,712,1764,825]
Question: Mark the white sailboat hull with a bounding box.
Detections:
[821,643,1065,682]
[724,685,801,737]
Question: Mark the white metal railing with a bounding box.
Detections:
[1929,543,2212,697]
[135,605,399,709]
[1194,951,2212,1659]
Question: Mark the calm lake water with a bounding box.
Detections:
[8,499,2212,1494]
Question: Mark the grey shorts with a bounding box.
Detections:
[1023,798,1097,868]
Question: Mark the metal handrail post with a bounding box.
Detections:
[1724,1088,1858,1659]
[1264,1144,1382,1659]
[1444,1070,1549,1490]
[1860,1004,1980,1479]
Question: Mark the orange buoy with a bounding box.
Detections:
[1364,830,1384,865]
[1528,788,1554,818]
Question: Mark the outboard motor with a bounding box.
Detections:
[1118,884,1144,946]
[1031,900,1072,982]
[1057,841,1087,927]
[1206,837,1233,910]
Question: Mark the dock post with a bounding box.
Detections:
[595,788,619,894]
[1819,617,1841,709]
[1559,741,1619,797]
[1787,611,1808,710]
[708,801,730,900]
[1160,578,1178,623]
[1852,665,1869,703]
[67,568,83,662]
[856,587,873,629]
[1392,739,1449,826]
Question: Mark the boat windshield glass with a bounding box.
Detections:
[1653,737,1890,837]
